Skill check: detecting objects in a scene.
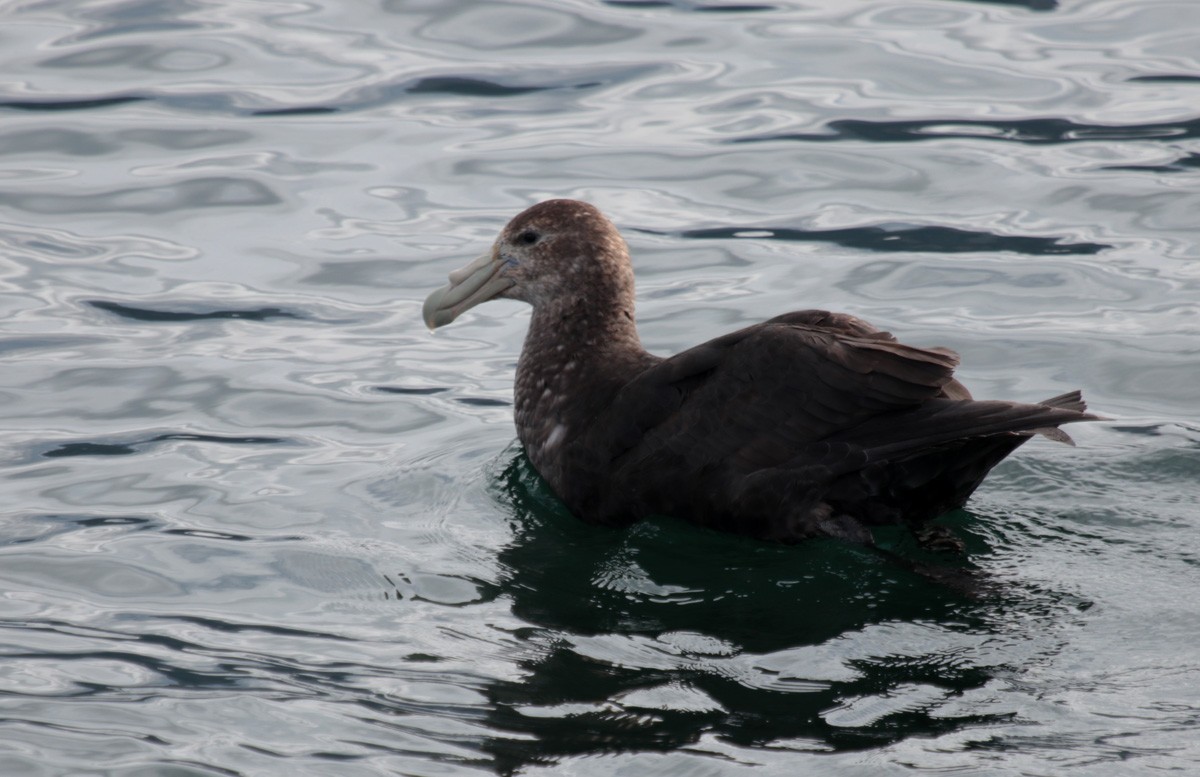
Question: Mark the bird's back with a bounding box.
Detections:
[564,312,1096,542]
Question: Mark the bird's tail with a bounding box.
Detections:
[1038,389,1089,413]
[1029,390,1099,445]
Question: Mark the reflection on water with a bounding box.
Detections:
[649,222,1110,254]
[733,116,1200,145]
[1,0,1198,774]
[479,448,1072,772]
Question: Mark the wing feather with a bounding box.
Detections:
[590,318,961,479]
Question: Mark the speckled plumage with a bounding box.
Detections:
[424,199,1099,545]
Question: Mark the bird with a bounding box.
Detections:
[422,199,1099,548]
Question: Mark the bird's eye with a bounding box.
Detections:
[517,230,539,246]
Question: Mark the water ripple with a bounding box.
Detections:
[2,0,1198,774]
[0,95,148,112]
[86,299,304,322]
[40,433,293,460]
[733,116,1200,145]
[0,176,280,215]
[644,223,1109,255]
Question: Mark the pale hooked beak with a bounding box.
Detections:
[422,249,515,329]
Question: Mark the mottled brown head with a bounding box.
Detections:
[423,199,635,329]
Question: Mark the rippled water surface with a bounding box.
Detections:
[2,0,1198,774]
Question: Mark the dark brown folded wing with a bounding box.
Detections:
[587,318,961,479]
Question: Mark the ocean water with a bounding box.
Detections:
[1,0,1198,775]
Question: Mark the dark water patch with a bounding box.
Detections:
[1127,74,1200,83]
[0,89,277,120]
[27,90,248,117]
[3,512,302,553]
[2,65,649,119]
[603,0,777,10]
[488,450,988,645]
[252,106,342,117]
[2,649,239,693]
[407,76,552,97]
[0,95,147,112]
[406,653,443,663]
[42,441,142,457]
[42,433,291,459]
[376,386,449,396]
[253,65,656,115]
[86,299,303,323]
[64,514,154,528]
[284,72,605,113]
[0,619,245,689]
[643,225,1108,255]
[0,514,155,547]
[1109,422,1200,439]
[251,76,554,116]
[455,397,512,407]
[161,528,256,541]
[951,0,1057,10]
[1101,153,1200,174]
[244,747,361,762]
[476,450,1047,772]
[695,3,777,10]
[381,569,495,606]
[732,117,1200,146]
[146,614,359,643]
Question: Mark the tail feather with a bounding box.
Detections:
[1038,389,1088,413]
[829,390,1101,462]
[1028,390,1105,445]
[1030,426,1076,445]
